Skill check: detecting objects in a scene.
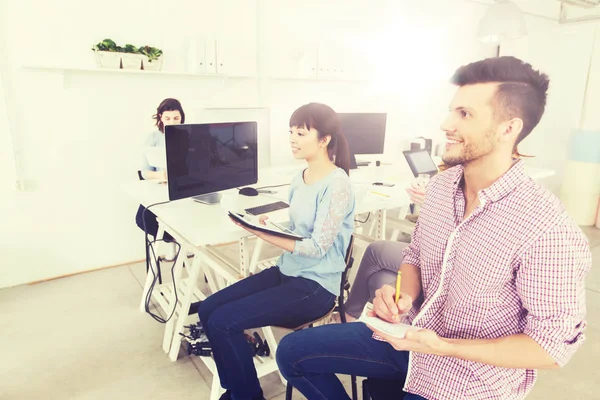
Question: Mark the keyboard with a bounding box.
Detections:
[245,201,289,216]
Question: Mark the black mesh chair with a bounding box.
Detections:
[136,170,163,284]
[362,377,407,400]
[282,235,359,400]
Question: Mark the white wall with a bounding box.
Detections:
[0,59,17,193]
[581,24,600,130]
[0,0,516,288]
[0,0,18,194]
[0,0,261,288]
[263,0,497,166]
[500,19,597,193]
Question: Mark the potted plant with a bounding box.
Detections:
[121,44,144,70]
[91,38,121,69]
[91,39,163,71]
[139,45,164,71]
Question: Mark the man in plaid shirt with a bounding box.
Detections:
[276,56,592,400]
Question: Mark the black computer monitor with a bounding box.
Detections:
[165,122,258,203]
[338,113,387,168]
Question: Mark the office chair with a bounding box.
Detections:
[137,170,163,284]
[362,377,406,400]
[281,235,359,400]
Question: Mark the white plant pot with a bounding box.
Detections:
[121,53,144,70]
[142,56,163,71]
[94,51,121,69]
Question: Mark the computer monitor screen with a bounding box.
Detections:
[165,122,258,201]
[402,149,438,178]
[338,113,387,155]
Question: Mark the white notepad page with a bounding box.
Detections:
[358,303,419,339]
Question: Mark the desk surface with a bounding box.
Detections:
[122,163,556,247]
[122,165,411,246]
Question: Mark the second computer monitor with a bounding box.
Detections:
[165,122,258,203]
[338,113,387,155]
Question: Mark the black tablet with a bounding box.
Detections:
[228,211,306,241]
[402,149,438,178]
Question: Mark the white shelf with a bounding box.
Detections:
[269,76,370,84]
[203,106,267,110]
[22,65,257,79]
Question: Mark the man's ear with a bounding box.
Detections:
[498,117,523,144]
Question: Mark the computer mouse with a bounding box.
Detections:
[239,187,259,197]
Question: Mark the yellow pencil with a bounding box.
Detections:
[370,191,390,198]
[395,271,402,304]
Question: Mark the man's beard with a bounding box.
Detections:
[442,130,496,167]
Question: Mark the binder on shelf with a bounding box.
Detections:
[216,40,227,75]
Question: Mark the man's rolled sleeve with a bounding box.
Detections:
[402,219,421,268]
[516,223,592,367]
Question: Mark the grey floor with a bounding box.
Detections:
[1,227,599,400]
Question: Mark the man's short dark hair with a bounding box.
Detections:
[450,56,550,146]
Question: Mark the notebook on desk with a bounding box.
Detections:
[228,211,306,240]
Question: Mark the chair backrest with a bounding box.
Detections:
[340,235,355,296]
[344,235,355,266]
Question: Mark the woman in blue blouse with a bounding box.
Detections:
[198,102,356,400]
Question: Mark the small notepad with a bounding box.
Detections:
[358,303,419,339]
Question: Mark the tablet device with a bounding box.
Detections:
[228,211,306,241]
[402,149,438,178]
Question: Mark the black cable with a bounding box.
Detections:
[141,201,181,324]
[354,212,371,224]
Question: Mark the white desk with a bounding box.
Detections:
[523,165,556,181]
[121,165,412,400]
[123,164,413,250]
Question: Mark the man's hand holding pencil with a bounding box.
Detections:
[367,273,413,324]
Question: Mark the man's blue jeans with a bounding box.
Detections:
[276,322,427,400]
[198,267,335,400]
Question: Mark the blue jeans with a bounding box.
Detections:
[197,267,336,400]
[276,322,427,400]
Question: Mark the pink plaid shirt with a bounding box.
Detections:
[400,160,591,400]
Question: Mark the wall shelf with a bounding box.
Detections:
[22,65,257,80]
[268,76,370,84]
[203,106,267,110]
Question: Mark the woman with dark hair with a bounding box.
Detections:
[197,102,356,400]
[135,98,185,244]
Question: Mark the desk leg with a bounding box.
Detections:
[168,252,203,361]
[375,210,387,240]
[204,264,220,294]
[139,249,160,313]
[162,251,187,353]
[239,237,249,277]
[262,326,287,386]
[367,214,376,237]
[210,374,224,400]
[156,223,166,257]
[248,238,265,275]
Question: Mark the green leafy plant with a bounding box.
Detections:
[139,45,163,63]
[92,39,163,61]
[123,44,139,54]
[91,38,117,52]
